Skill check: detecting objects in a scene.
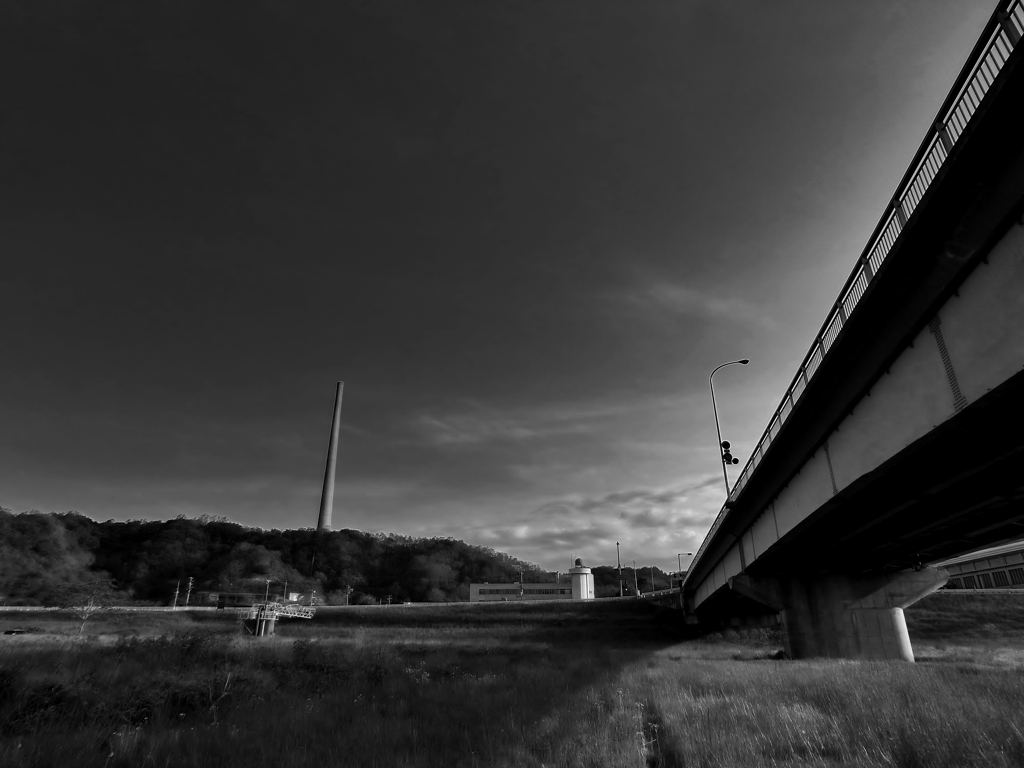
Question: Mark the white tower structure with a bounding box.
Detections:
[569,558,595,600]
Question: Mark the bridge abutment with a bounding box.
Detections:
[729,567,947,660]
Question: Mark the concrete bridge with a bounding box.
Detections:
[938,539,1024,590]
[682,1,1024,661]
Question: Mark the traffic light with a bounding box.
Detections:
[721,440,740,465]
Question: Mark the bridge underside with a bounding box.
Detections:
[747,367,1024,578]
[693,369,1024,659]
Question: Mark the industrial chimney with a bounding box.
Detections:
[316,381,344,532]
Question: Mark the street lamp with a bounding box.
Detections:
[616,542,623,598]
[676,552,694,590]
[677,552,693,573]
[710,359,750,496]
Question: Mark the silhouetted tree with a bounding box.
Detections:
[1,510,555,605]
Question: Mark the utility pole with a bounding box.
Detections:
[185,577,194,608]
[172,580,180,611]
[650,566,655,592]
[632,560,639,599]
[616,542,623,598]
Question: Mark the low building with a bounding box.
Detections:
[470,583,571,602]
[470,558,596,602]
[937,540,1024,591]
[194,591,258,608]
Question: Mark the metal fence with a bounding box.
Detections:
[237,602,316,620]
[687,1,1024,580]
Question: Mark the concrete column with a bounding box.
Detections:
[729,567,947,661]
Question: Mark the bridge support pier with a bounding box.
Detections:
[729,567,947,661]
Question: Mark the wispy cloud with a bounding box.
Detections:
[533,477,721,527]
[611,278,775,330]
[410,397,669,448]
[648,283,770,325]
[414,413,560,446]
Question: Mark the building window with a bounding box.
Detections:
[963,575,978,589]
[992,571,1010,588]
[979,573,993,589]
[948,577,962,589]
[1009,568,1024,586]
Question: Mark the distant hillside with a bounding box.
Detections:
[0,508,550,606]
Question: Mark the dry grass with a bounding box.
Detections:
[1,595,1023,767]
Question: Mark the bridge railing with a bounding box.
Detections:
[687,0,1024,581]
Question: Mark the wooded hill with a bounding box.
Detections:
[0,509,674,606]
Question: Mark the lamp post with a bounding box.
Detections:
[710,359,750,496]
[616,542,623,598]
[676,552,693,589]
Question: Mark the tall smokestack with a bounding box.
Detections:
[316,381,344,532]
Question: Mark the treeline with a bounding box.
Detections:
[0,509,552,606]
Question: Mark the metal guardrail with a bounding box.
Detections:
[237,602,316,620]
[625,588,679,599]
[686,1,1024,583]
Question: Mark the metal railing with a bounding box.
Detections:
[237,602,316,620]
[686,1,1024,582]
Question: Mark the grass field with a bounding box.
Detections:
[2,594,1023,767]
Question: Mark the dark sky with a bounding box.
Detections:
[1,0,992,570]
